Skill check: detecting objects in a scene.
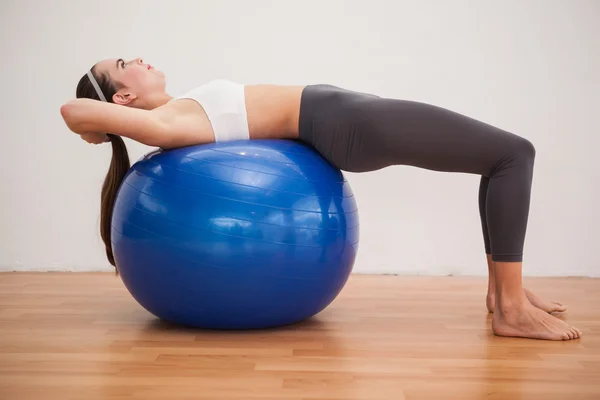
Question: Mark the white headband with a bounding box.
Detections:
[87,70,107,102]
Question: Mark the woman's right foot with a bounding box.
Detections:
[492,299,582,340]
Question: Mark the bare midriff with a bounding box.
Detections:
[244,85,306,140]
[160,84,307,148]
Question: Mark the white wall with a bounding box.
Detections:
[1,0,598,276]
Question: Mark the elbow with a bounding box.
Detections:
[60,100,79,119]
[60,102,80,132]
[60,102,72,122]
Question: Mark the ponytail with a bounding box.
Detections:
[100,134,130,272]
[76,66,129,272]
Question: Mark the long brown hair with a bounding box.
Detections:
[76,66,130,272]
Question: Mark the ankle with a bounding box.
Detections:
[496,291,527,313]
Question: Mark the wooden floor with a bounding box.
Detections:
[0,273,598,400]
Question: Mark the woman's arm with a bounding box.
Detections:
[60,99,171,147]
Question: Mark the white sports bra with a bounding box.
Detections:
[173,79,249,142]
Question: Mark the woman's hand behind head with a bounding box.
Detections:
[80,132,110,144]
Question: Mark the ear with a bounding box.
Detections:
[112,91,138,106]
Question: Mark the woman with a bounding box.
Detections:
[60,57,581,341]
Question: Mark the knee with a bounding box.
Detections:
[512,136,536,163]
[492,135,536,175]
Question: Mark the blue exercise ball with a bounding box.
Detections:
[111,139,359,329]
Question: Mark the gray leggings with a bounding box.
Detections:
[298,84,536,263]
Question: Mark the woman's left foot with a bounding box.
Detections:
[487,288,567,314]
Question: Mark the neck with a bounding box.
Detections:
[142,92,174,110]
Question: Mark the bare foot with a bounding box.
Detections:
[487,289,567,313]
[523,288,567,313]
[492,300,582,340]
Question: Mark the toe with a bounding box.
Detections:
[554,302,567,312]
[566,329,574,340]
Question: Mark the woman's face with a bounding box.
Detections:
[95,57,166,106]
